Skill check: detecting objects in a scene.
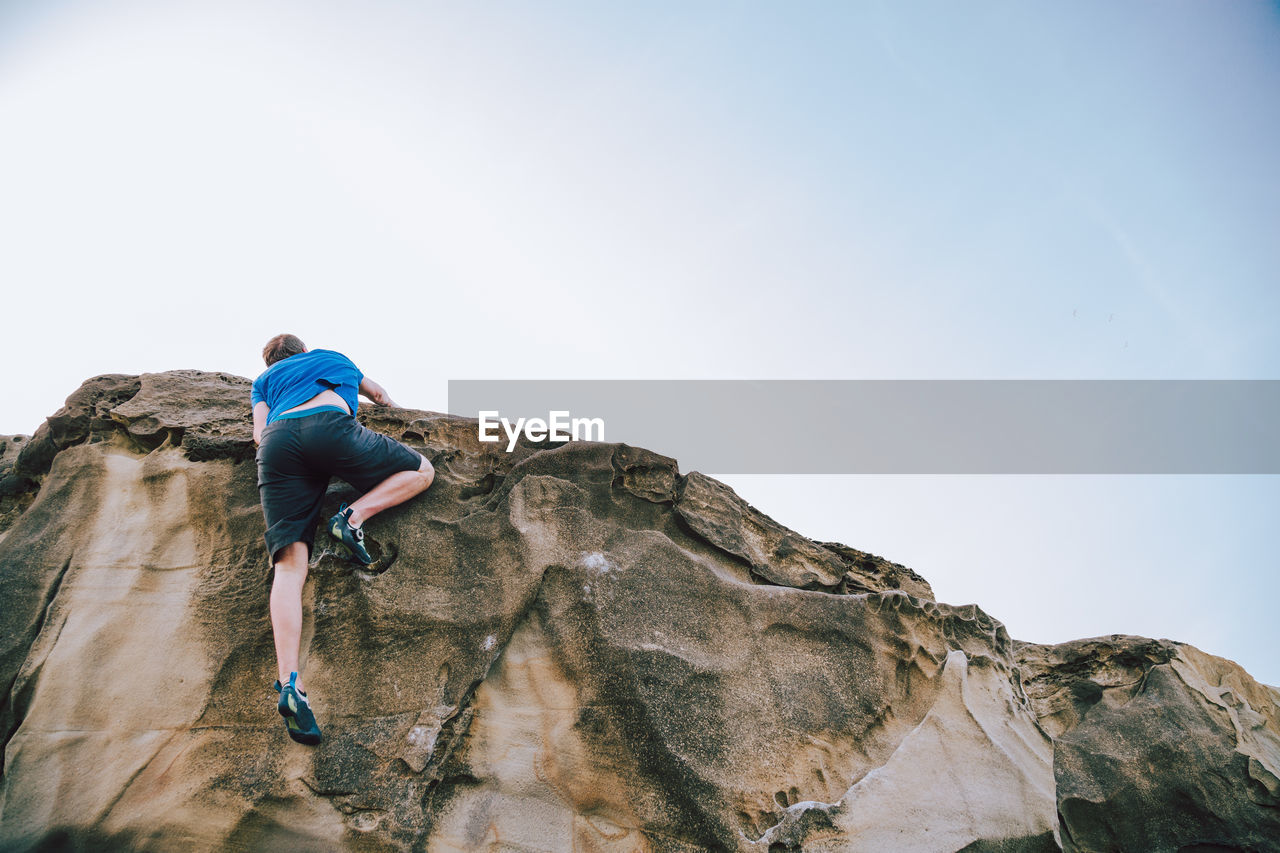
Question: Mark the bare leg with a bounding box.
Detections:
[346,454,434,527]
[270,541,310,692]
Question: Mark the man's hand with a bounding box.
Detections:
[359,377,399,408]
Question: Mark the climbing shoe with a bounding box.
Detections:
[274,672,322,746]
[327,503,372,565]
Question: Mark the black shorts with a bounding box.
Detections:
[256,409,421,562]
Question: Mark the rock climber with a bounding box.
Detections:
[250,333,434,745]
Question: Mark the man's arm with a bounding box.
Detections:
[359,377,399,408]
[253,401,270,445]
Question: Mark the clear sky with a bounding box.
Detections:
[2,1,1277,684]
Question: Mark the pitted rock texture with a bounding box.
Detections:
[0,371,1277,852]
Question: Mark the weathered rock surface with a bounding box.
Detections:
[0,435,36,536]
[0,371,1276,852]
[1018,637,1280,852]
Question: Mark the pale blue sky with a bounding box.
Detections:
[1,1,1277,682]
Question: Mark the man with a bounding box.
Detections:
[251,334,434,745]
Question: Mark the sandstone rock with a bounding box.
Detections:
[0,371,1276,852]
[1018,636,1280,852]
[674,472,933,599]
[13,374,143,481]
[0,435,36,537]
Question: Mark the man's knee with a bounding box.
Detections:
[273,542,309,577]
[416,453,435,489]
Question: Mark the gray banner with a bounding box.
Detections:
[446,380,1280,474]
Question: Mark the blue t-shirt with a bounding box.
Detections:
[251,349,364,425]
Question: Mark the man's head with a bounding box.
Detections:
[263,334,307,366]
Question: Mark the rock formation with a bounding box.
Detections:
[0,371,1277,852]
